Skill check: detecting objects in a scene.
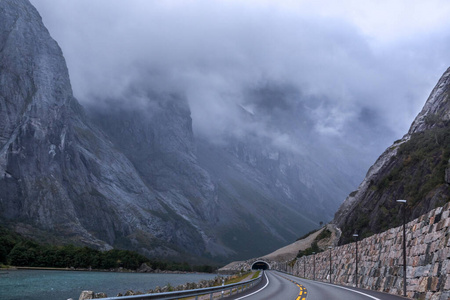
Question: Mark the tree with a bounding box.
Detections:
[8,244,32,266]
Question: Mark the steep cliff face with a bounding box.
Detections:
[334,67,450,244]
[0,0,212,259]
[86,94,229,257]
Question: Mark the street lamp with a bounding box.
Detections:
[397,199,407,297]
[353,233,359,287]
[328,246,333,283]
[312,252,316,280]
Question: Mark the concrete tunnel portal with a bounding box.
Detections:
[251,260,270,270]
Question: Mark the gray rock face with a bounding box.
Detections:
[446,159,450,184]
[87,95,218,225]
[86,95,227,257]
[408,67,450,134]
[0,0,209,257]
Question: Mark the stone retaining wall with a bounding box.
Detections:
[278,203,450,300]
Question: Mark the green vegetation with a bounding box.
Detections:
[376,124,450,206]
[316,228,332,240]
[339,122,450,245]
[0,226,215,272]
[251,271,261,279]
[296,229,332,258]
[296,241,320,258]
[224,272,252,284]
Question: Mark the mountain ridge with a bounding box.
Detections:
[333,67,450,244]
[0,0,389,263]
[0,0,215,260]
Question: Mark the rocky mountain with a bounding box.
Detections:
[85,80,365,260]
[0,0,219,261]
[333,67,450,245]
[0,0,364,263]
[85,94,357,260]
[85,93,228,258]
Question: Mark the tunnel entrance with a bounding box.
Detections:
[251,260,270,270]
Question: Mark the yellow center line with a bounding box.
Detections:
[276,272,307,299]
[297,283,306,299]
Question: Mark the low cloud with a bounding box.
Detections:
[31,0,450,166]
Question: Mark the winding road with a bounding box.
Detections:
[226,270,408,300]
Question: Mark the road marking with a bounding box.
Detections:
[275,272,308,300]
[281,271,382,300]
[315,282,382,300]
[234,271,269,300]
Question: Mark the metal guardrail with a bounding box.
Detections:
[101,272,263,300]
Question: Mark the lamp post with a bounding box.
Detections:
[397,199,407,297]
[328,246,333,283]
[353,233,359,287]
[312,252,316,280]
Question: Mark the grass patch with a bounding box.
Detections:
[224,272,252,284]
[251,271,261,279]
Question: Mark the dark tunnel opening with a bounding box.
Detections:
[251,261,270,270]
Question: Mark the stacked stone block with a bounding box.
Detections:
[283,203,450,300]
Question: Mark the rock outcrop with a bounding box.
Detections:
[333,67,450,245]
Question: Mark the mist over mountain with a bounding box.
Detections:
[84,80,362,260]
[2,0,450,264]
[30,0,450,168]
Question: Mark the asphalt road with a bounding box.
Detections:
[226,270,408,300]
[226,270,301,300]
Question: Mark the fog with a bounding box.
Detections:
[31,0,450,168]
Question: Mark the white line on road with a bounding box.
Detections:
[304,279,382,300]
[234,271,270,300]
[279,271,382,300]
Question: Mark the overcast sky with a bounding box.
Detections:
[30,0,450,165]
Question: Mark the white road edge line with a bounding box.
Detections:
[234,271,270,300]
[282,272,381,300]
[317,282,381,300]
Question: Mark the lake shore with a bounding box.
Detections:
[2,265,210,274]
[1,269,221,300]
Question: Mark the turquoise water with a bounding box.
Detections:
[0,270,218,300]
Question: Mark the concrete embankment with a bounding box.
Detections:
[275,202,450,300]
